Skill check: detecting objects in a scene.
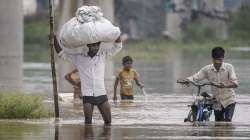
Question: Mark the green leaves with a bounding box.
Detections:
[0,92,50,119]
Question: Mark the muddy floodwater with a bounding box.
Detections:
[1,48,250,139]
[1,120,250,140]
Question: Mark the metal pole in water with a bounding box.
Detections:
[142,88,147,96]
[142,88,148,101]
[49,0,59,118]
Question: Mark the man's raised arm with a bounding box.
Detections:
[105,35,124,57]
[53,34,62,54]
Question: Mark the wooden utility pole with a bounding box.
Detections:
[49,0,59,118]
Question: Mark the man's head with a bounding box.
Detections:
[211,46,225,71]
[122,56,133,70]
[87,42,101,57]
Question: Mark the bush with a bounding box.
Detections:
[184,22,216,43]
[229,5,250,41]
[0,92,50,119]
[24,19,49,62]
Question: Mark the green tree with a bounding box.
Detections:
[230,5,250,41]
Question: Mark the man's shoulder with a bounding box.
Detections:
[201,64,213,71]
[223,62,234,69]
[130,68,137,72]
[119,68,138,76]
[131,69,140,77]
[118,69,124,75]
[223,62,233,67]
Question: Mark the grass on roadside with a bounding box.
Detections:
[0,91,52,119]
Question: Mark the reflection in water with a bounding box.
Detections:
[0,121,249,139]
[54,125,59,140]
[213,123,235,137]
[54,124,111,140]
[83,125,111,140]
[191,122,236,137]
[58,123,250,139]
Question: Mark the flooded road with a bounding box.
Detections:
[1,119,250,140]
[1,48,250,139]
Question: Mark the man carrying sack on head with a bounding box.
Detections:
[54,6,123,124]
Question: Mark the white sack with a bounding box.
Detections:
[59,6,121,50]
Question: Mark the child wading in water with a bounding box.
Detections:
[65,69,81,99]
[113,56,144,101]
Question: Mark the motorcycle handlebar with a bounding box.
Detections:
[177,80,218,87]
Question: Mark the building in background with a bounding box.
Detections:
[23,0,37,16]
[0,0,23,90]
[224,0,250,11]
[115,0,250,41]
[115,0,166,40]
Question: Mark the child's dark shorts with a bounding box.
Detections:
[121,94,134,100]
